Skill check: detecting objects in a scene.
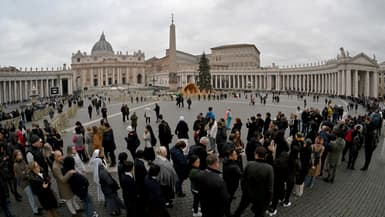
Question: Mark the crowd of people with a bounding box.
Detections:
[0,93,383,217]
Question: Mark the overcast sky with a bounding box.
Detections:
[1,0,385,68]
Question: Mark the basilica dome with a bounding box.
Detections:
[91,32,114,56]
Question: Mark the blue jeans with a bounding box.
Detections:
[82,193,94,217]
[24,185,39,213]
[304,176,315,188]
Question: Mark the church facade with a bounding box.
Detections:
[71,33,146,90]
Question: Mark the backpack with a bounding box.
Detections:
[372,113,380,127]
[344,129,353,143]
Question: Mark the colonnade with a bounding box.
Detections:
[212,68,378,98]
[0,77,72,104]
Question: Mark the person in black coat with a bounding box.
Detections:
[118,152,129,182]
[268,151,290,215]
[158,115,173,159]
[216,119,227,158]
[6,133,23,201]
[263,113,271,136]
[170,140,188,197]
[246,116,258,142]
[196,154,230,217]
[102,123,116,167]
[120,161,137,217]
[245,132,262,161]
[188,137,208,170]
[255,114,264,134]
[274,130,289,158]
[175,116,189,141]
[291,133,311,185]
[63,156,95,217]
[144,164,170,217]
[0,151,16,217]
[125,126,140,160]
[222,149,241,217]
[134,150,147,213]
[99,162,125,216]
[28,161,59,217]
[234,147,273,217]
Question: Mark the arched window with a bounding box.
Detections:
[137,74,142,84]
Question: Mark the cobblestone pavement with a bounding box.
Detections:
[9,95,385,217]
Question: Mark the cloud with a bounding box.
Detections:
[0,0,385,68]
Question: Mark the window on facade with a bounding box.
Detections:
[93,79,98,86]
[122,78,126,84]
[77,58,80,62]
[108,78,112,85]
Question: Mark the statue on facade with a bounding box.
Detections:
[340,47,346,58]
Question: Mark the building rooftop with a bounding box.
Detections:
[211,43,260,54]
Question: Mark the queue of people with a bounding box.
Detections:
[0,93,383,217]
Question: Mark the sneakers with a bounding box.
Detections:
[283,202,292,207]
[268,209,277,216]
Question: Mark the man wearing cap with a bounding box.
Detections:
[26,135,49,176]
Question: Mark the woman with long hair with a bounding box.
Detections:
[143,125,157,162]
[28,161,59,217]
[13,150,41,216]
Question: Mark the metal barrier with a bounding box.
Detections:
[52,106,78,132]
[32,107,50,121]
[0,116,21,129]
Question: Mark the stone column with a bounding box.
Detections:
[3,81,6,103]
[17,81,21,101]
[341,70,346,96]
[322,74,325,93]
[372,71,378,97]
[0,81,3,103]
[353,70,358,97]
[312,74,315,93]
[13,80,16,102]
[332,73,335,95]
[345,69,351,96]
[365,71,370,97]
